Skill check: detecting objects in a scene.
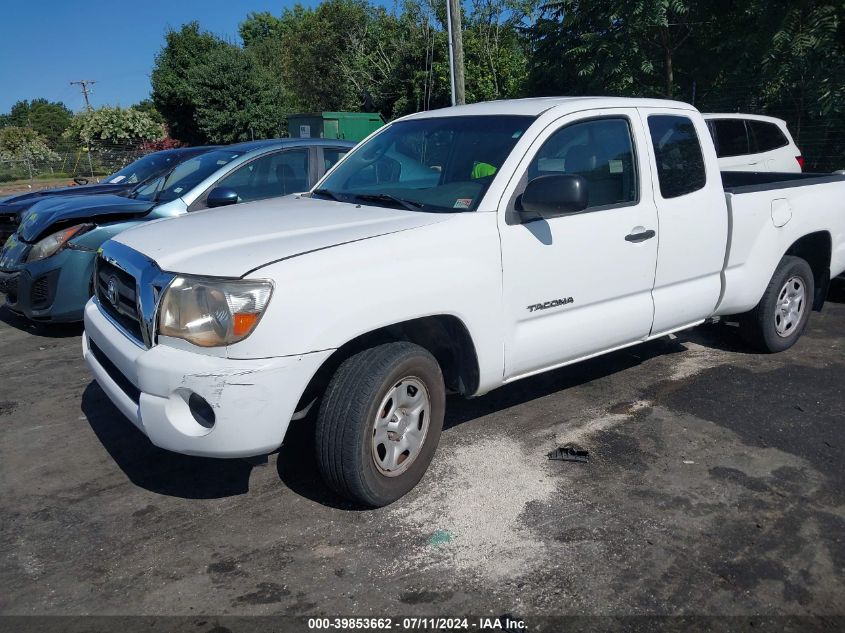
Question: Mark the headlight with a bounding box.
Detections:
[158,275,273,347]
[26,224,94,262]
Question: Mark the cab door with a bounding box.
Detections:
[640,109,728,333]
[498,110,659,380]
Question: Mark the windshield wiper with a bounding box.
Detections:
[352,193,424,212]
[311,188,341,202]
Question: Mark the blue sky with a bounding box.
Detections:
[0,0,391,113]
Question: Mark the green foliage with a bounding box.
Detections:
[150,22,228,144]
[131,99,166,126]
[527,0,696,98]
[0,127,59,162]
[527,0,844,170]
[235,0,534,120]
[148,0,535,143]
[140,0,842,169]
[190,45,289,143]
[2,99,72,147]
[62,107,164,146]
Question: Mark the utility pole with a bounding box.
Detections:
[70,80,96,111]
[446,0,465,106]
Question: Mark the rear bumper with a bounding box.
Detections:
[83,299,333,458]
[0,249,96,322]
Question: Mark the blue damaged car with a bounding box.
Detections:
[0,147,213,248]
[0,138,354,322]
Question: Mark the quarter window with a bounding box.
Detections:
[748,121,789,152]
[648,115,706,199]
[526,118,638,210]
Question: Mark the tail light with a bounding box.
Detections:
[795,156,804,170]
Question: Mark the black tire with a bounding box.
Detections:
[741,256,814,353]
[315,342,445,507]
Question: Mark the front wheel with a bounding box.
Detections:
[315,342,445,507]
[741,255,814,353]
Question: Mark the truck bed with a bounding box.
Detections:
[721,171,845,194]
[716,172,845,316]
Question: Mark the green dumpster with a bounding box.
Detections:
[287,112,385,142]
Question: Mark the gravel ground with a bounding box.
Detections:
[1,284,843,630]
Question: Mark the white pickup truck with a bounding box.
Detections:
[83,97,845,507]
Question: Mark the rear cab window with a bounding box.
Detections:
[647,115,706,199]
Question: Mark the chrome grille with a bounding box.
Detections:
[96,257,144,344]
[95,241,175,348]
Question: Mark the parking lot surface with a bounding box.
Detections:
[1,285,843,622]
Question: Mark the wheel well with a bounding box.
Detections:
[785,231,831,310]
[295,315,481,412]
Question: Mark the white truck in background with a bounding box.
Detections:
[83,97,845,507]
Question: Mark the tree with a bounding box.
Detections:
[151,22,227,143]
[62,107,164,146]
[131,99,166,126]
[4,99,72,147]
[0,127,59,179]
[527,0,698,98]
[237,0,534,121]
[190,45,289,142]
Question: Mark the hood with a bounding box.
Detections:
[0,182,132,216]
[18,194,155,242]
[2,181,127,204]
[116,196,454,277]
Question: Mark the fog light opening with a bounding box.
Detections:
[188,392,216,429]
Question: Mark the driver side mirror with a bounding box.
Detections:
[206,187,240,208]
[517,174,588,222]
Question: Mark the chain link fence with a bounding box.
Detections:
[0,142,151,187]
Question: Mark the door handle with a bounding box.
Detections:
[625,229,656,243]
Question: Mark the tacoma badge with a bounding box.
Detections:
[527,297,574,312]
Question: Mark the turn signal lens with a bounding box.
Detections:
[233,312,260,337]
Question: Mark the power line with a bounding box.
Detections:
[70,80,96,111]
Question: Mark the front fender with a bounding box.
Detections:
[227,212,506,394]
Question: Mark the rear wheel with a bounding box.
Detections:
[315,342,445,507]
[741,256,814,353]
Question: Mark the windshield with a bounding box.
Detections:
[132,149,244,203]
[315,115,534,211]
[105,151,185,185]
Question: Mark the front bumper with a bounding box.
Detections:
[83,299,333,458]
[0,249,97,322]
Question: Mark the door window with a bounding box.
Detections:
[647,115,706,199]
[525,117,638,210]
[214,149,309,204]
[713,119,750,157]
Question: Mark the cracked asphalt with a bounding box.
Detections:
[1,283,843,627]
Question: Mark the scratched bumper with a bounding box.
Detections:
[83,299,333,458]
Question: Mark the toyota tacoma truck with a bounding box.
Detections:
[82,97,845,507]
